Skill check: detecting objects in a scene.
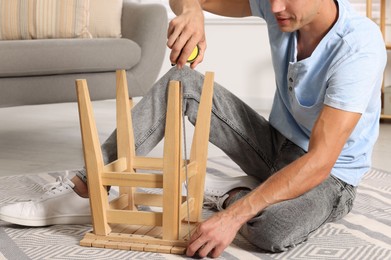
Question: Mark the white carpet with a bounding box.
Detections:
[1,156,390,260]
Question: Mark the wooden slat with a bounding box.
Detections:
[133,157,164,170]
[180,225,197,241]
[92,239,108,248]
[80,238,94,247]
[143,244,159,252]
[134,193,163,207]
[83,231,189,247]
[117,242,132,250]
[105,241,121,249]
[103,157,164,172]
[101,172,163,188]
[103,157,128,173]
[180,197,195,221]
[110,224,129,234]
[81,235,187,255]
[109,194,129,210]
[171,246,187,254]
[157,245,173,254]
[119,224,142,235]
[107,209,162,226]
[130,243,147,251]
[180,161,197,183]
[146,226,162,237]
[134,225,155,235]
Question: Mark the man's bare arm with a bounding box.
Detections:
[170,0,251,18]
[187,105,361,257]
[228,105,361,222]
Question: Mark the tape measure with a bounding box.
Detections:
[187,45,200,63]
[171,45,200,66]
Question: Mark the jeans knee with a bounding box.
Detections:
[240,209,308,252]
[241,227,295,252]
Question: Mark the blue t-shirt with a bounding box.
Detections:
[249,0,387,186]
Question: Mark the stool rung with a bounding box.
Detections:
[102,172,163,188]
[107,209,163,226]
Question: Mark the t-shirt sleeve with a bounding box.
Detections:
[325,32,386,113]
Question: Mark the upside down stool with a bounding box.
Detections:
[75,70,214,254]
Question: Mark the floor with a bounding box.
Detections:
[0,99,390,177]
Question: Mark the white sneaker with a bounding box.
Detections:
[0,175,91,226]
[203,175,260,211]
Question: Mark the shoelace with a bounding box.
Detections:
[41,172,74,198]
[203,194,229,211]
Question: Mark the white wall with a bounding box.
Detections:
[159,18,276,111]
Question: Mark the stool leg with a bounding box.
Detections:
[162,81,182,240]
[188,72,214,222]
[76,79,111,235]
[116,70,136,210]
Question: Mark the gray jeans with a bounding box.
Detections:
[76,66,356,252]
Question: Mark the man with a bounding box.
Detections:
[0,0,386,258]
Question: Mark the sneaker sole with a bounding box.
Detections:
[0,214,91,226]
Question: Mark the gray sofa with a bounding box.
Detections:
[0,1,168,107]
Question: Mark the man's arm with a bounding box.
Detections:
[167,0,251,68]
[197,0,252,17]
[186,105,361,258]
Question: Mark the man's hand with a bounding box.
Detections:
[167,2,206,69]
[186,210,242,258]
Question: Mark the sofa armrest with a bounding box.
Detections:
[121,1,168,97]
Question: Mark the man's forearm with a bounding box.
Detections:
[225,151,332,226]
[169,0,203,15]
[170,0,251,19]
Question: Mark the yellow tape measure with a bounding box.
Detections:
[187,45,200,63]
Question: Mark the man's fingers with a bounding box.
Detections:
[209,244,226,258]
[189,41,206,69]
[167,18,183,47]
[186,236,207,257]
[197,241,216,258]
[167,13,205,68]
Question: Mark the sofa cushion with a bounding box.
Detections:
[0,38,141,77]
[0,0,91,40]
[89,0,123,38]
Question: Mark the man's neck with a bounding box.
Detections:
[297,0,338,60]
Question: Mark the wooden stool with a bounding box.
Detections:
[76,70,214,254]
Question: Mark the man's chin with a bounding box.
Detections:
[278,27,296,33]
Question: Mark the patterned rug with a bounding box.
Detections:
[0,156,390,260]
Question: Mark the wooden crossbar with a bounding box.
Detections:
[76,70,214,254]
